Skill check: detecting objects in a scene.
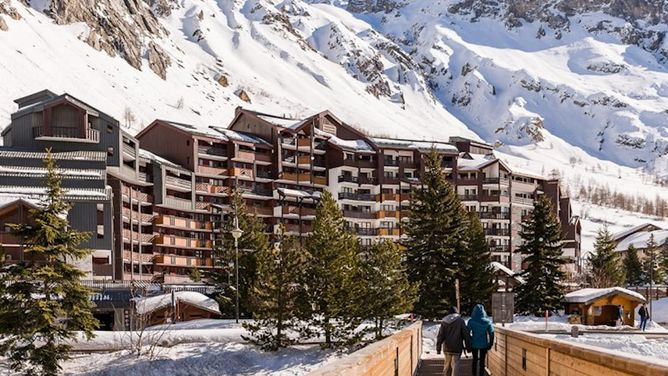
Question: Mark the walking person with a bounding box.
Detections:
[467,304,495,376]
[638,304,649,331]
[617,305,624,326]
[436,307,471,376]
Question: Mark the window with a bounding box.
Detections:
[186,140,190,146]
[96,204,104,238]
[107,124,113,134]
[107,147,114,156]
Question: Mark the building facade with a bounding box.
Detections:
[0,90,581,283]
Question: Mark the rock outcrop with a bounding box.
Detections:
[47,0,171,76]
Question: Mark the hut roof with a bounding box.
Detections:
[134,291,221,316]
[563,287,646,305]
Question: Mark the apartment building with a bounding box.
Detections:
[0,90,581,283]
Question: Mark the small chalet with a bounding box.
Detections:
[134,291,221,327]
[563,287,646,326]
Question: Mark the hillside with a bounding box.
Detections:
[1,0,668,251]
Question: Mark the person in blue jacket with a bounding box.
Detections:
[467,304,495,376]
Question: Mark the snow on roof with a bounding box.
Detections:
[563,287,646,304]
[137,148,183,169]
[0,149,106,161]
[159,120,222,138]
[255,113,309,130]
[209,126,270,145]
[490,261,525,284]
[134,291,221,316]
[0,186,111,201]
[457,153,496,170]
[0,165,104,179]
[314,128,373,152]
[615,230,668,252]
[0,196,40,210]
[612,223,663,242]
[277,187,321,199]
[371,137,458,152]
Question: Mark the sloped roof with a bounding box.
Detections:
[615,230,668,252]
[491,261,525,284]
[563,287,646,304]
[612,223,663,242]
[0,149,106,161]
[458,153,497,171]
[133,291,221,316]
[371,137,458,153]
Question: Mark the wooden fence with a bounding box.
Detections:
[488,325,668,376]
[308,321,422,376]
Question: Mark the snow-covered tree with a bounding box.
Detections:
[403,149,468,319]
[0,150,98,376]
[624,244,644,286]
[243,227,305,350]
[299,190,362,348]
[643,234,663,285]
[588,226,625,288]
[358,240,418,340]
[210,190,269,318]
[514,196,565,316]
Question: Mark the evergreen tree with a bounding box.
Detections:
[358,241,418,340]
[189,267,202,283]
[659,238,668,284]
[457,212,496,314]
[642,234,662,285]
[209,190,269,318]
[624,244,644,286]
[403,150,468,319]
[588,226,625,288]
[299,190,362,348]
[0,149,98,376]
[243,227,305,350]
[514,196,565,316]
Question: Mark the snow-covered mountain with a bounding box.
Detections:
[1,0,668,249]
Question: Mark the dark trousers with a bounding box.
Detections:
[472,348,487,376]
[640,317,648,331]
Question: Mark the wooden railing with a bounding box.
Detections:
[488,326,668,375]
[308,321,422,376]
[32,126,100,142]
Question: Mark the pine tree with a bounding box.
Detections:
[0,149,98,376]
[209,190,269,318]
[514,195,566,316]
[243,226,305,350]
[624,244,644,286]
[189,267,202,283]
[403,149,468,319]
[299,190,362,348]
[643,234,662,285]
[358,241,418,340]
[588,226,625,288]
[457,212,496,314]
[659,238,668,284]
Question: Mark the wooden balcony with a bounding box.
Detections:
[400,193,411,201]
[154,254,213,267]
[378,228,401,236]
[457,177,478,186]
[154,215,212,231]
[163,196,193,211]
[122,229,154,243]
[297,138,311,148]
[376,210,400,219]
[459,194,479,201]
[230,167,253,178]
[154,235,213,249]
[342,210,375,219]
[198,146,228,157]
[122,250,155,263]
[195,183,229,195]
[0,232,20,245]
[165,175,192,189]
[281,172,326,185]
[481,194,510,203]
[120,186,153,202]
[248,206,274,216]
[32,126,100,143]
[283,206,317,217]
[297,155,312,165]
[338,192,376,202]
[198,165,228,176]
[378,193,399,202]
[255,152,272,163]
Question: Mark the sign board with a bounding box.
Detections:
[492,292,515,324]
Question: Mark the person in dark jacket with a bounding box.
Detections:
[467,304,495,376]
[436,307,471,376]
[638,304,649,331]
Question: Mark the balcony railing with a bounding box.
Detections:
[338,175,377,185]
[480,194,510,202]
[163,196,193,211]
[489,245,510,253]
[378,228,401,236]
[379,193,399,202]
[122,143,136,156]
[165,175,191,189]
[343,210,375,219]
[484,228,510,236]
[479,212,511,220]
[92,263,113,277]
[512,196,534,205]
[354,228,378,236]
[198,146,228,157]
[338,192,376,201]
[376,210,399,219]
[384,159,399,166]
[459,194,479,201]
[283,206,317,217]
[483,177,510,185]
[32,126,100,142]
[154,254,213,268]
[154,235,213,249]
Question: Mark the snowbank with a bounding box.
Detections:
[134,291,220,316]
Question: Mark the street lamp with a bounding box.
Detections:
[230,215,243,324]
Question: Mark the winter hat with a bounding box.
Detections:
[448,306,458,314]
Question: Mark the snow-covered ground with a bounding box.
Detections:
[546,333,668,362]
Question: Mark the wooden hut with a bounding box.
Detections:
[563,287,646,326]
[134,291,221,328]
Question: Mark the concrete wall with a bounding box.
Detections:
[487,326,668,376]
[308,321,422,376]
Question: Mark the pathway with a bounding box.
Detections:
[417,353,473,376]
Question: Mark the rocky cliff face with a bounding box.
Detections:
[45,0,172,79]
